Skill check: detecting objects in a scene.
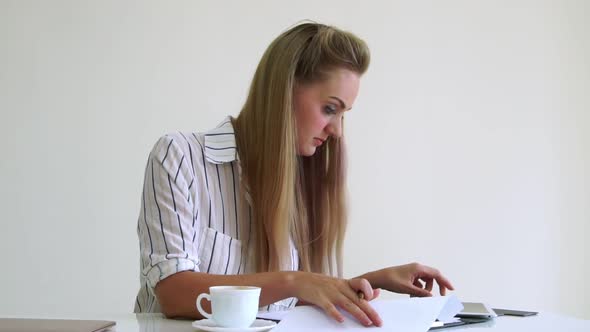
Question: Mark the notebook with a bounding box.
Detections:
[0,318,116,332]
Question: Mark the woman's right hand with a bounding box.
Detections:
[287,272,383,327]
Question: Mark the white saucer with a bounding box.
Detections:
[192,319,277,332]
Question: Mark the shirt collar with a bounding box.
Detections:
[203,116,237,164]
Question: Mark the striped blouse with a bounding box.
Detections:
[134,117,299,313]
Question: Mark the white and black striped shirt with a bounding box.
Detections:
[134,117,299,313]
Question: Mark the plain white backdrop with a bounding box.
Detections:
[0,0,588,319]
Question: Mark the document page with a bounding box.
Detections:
[272,296,463,332]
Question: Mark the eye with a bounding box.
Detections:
[324,105,337,115]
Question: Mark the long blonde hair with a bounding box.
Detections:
[233,22,370,276]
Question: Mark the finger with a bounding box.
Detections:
[347,278,374,300]
[321,301,345,323]
[408,281,432,297]
[410,286,432,297]
[371,288,381,301]
[424,278,433,293]
[355,297,383,327]
[434,274,455,291]
[344,281,382,326]
[413,279,423,289]
[432,275,453,296]
[409,280,422,298]
[339,298,374,327]
[417,265,455,294]
[342,295,383,327]
[418,265,454,290]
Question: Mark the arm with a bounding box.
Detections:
[156,270,383,327]
[155,271,295,319]
[357,262,455,297]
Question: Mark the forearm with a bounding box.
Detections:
[155,270,299,319]
[355,269,385,290]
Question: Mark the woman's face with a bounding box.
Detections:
[293,68,360,156]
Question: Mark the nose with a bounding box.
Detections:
[325,116,343,138]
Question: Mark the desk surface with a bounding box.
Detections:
[3,312,589,332]
[106,312,590,332]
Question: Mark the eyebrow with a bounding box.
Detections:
[329,96,350,110]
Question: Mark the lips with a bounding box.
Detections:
[313,137,325,146]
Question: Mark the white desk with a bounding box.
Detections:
[97,312,589,332]
[3,313,588,331]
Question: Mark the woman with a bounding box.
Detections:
[134,22,453,327]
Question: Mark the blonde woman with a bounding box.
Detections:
[134,22,454,327]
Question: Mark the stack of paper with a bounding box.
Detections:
[271,296,463,332]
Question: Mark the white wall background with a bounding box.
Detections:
[1,0,588,320]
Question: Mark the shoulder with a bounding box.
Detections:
[146,132,208,185]
[150,132,205,162]
[148,117,236,170]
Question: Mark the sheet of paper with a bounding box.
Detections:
[272,295,463,332]
[435,295,463,323]
[257,310,290,321]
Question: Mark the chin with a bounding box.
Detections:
[298,146,317,157]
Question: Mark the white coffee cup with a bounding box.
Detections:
[196,286,261,328]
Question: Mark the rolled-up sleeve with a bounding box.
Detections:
[138,135,201,292]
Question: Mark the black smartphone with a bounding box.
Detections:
[492,308,538,317]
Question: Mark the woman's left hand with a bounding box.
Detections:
[361,262,454,297]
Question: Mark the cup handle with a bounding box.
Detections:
[196,293,213,319]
